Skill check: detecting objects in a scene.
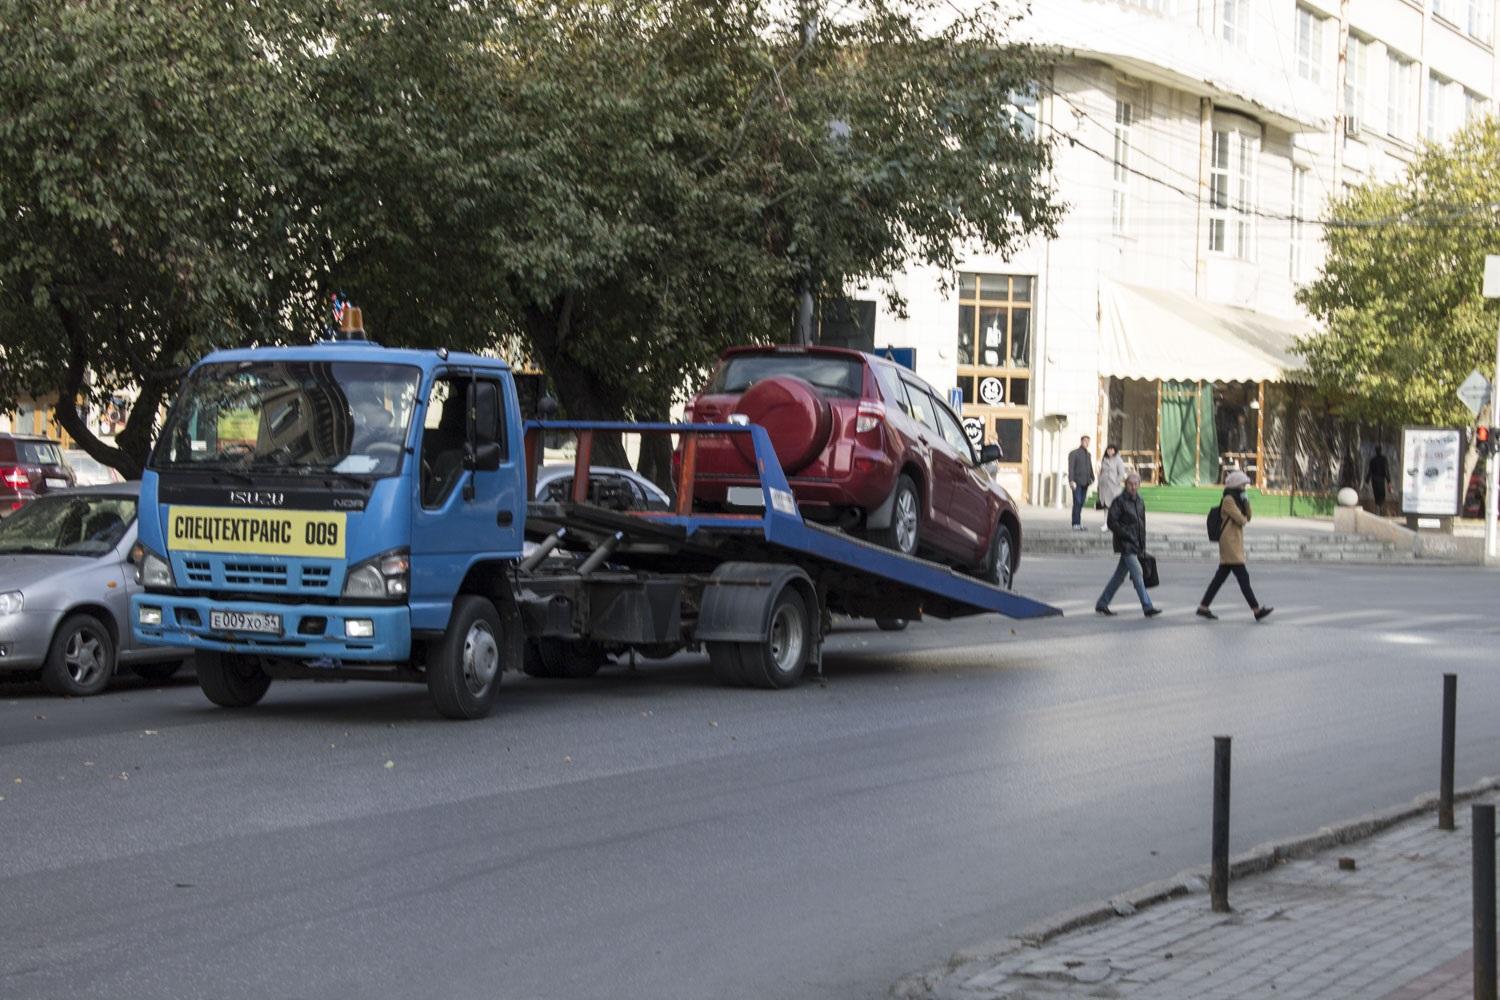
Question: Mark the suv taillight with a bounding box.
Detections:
[0,466,29,490]
[855,402,885,435]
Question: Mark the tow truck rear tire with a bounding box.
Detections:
[708,587,810,689]
[522,639,607,679]
[195,650,271,708]
[426,596,504,720]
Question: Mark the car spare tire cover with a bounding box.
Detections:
[731,375,833,475]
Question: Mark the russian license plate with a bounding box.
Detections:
[726,486,765,507]
[209,609,282,635]
[44,477,68,489]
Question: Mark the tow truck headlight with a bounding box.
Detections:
[136,547,175,589]
[342,549,410,600]
[0,591,22,616]
[138,605,163,627]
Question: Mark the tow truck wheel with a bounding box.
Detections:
[709,587,810,690]
[426,596,504,720]
[522,639,607,679]
[195,650,271,708]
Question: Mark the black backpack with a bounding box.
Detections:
[1206,504,1223,542]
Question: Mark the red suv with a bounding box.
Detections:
[0,435,76,516]
[684,346,1021,588]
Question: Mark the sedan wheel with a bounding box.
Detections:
[41,614,115,697]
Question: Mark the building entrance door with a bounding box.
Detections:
[955,272,1033,500]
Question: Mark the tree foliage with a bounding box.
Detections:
[1296,117,1500,428]
[0,0,1060,478]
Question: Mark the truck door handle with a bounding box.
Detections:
[497,510,513,527]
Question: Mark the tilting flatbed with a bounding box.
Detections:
[514,421,1059,687]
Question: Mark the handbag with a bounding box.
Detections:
[1139,552,1160,589]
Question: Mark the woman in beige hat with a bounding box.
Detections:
[1196,470,1273,621]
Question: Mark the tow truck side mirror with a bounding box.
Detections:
[470,381,503,472]
[979,443,1003,465]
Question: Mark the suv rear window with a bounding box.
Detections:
[713,354,864,399]
[16,441,62,465]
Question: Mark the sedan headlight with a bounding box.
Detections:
[139,549,175,589]
[0,591,22,616]
[342,549,410,600]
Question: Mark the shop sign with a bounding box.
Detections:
[961,416,984,446]
[978,377,1004,405]
[1400,426,1464,517]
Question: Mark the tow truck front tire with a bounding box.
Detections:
[426,596,504,720]
[196,650,271,708]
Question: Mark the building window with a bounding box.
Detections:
[1427,71,1452,140]
[1208,124,1256,259]
[1289,166,1309,282]
[1344,34,1368,135]
[1008,82,1039,140]
[1465,89,1489,125]
[1386,52,1415,141]
[1295,6,1324,84]
[1112,96,1135,235]
[1219,0,1250,49]
[1468,0,1494,43]
[1122,0,1171,11]
[1433,0,1462,24]
[955,274,1033,473]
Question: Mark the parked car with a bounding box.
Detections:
[63,449,126,487]
[0,434,75,516]
[682,345,1021,587]
[0,483,191,696]
[534,464,671,511]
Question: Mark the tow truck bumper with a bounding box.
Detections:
[131,594,411,663]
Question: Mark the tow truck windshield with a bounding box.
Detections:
[153,360,421,478]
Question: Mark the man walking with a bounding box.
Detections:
[1068,435,1094,531]
[1096,471,1160,618]
[1197,470,1273,621]
[1365,446,1390,510]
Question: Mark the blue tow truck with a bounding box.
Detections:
[132,324,1059,719]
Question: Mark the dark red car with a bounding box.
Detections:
[0,435,76,516]
[683,346,1021,588]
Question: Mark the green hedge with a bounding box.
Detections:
[1088,486,1333,517]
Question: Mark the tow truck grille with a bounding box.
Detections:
[172,555,340,595]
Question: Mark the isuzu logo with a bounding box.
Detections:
[228,490,287,507]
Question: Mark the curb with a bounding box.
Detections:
[891,776,1500,998]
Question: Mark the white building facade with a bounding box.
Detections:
[865,0,1499,504]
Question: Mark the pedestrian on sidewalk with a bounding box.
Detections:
[1096,444,1126,532]
[1096,471,1161,618]
[1068,436,1094,531]
[1365,446,1390,511]
[1197,470,1273,622]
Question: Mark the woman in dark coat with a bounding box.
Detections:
[1096,472,1161,618]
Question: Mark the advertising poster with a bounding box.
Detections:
[1400,427,1464,517]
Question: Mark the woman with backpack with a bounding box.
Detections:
[1197,470,1273,622]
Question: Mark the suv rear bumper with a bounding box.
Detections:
[693,453,896,512]
[131,594,411,662]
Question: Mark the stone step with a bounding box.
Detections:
[1024,526,1412,563]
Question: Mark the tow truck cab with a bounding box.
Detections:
[131,336,527,717]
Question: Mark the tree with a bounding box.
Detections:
[486,0,1061,474]
[0,0,516,477]
[1296,117,1500,428]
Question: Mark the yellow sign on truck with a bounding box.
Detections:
[166,506,347,559]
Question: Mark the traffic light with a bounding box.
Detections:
[1478,426,1498,457]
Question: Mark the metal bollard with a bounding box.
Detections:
[1211,736,1231,914]
[1442,673,1458,832]
[1474,803,1496,1000]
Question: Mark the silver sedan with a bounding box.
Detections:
[0,483,191,696]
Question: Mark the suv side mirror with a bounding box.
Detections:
[469,381,503,472]
[979,443,1003,465]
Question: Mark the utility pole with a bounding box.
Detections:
[1483,256,1500,562]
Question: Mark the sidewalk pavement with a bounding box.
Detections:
[893,790,1498,1000]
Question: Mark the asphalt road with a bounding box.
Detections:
[4,556,1500,1000]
